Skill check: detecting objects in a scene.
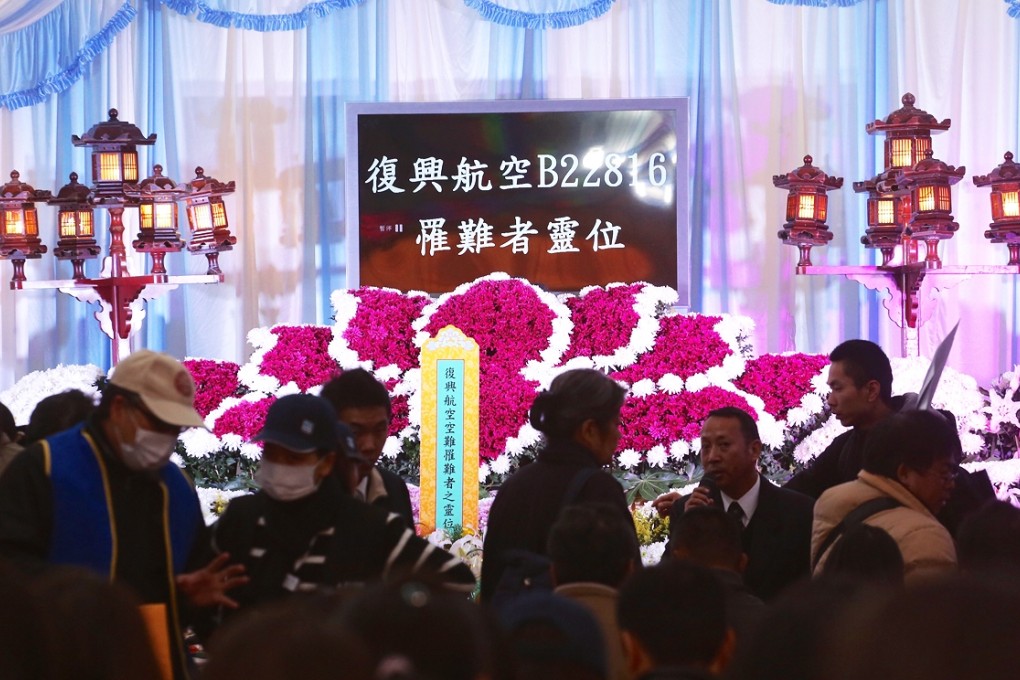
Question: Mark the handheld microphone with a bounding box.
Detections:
[697,472,724,508]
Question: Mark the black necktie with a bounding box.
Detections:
[727,501,745,525]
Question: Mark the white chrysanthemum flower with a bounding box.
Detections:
[375,365,402,383]
[506,424,541,457]
[491,454,511,475]
[381,436,402,459]
[704,365,732,386]
[800,392,825,414]
[756,414,785,450]
[640,541,668,566]
[689,438,703,454]
[179,429,222,459]
[0,363,105,425]
[237,362,280,394]
[785,406,811,428]
[670,440,691,459]
[328,289,361,367]
[811,371,831,395]
[793,416,849,464]
[686,374,710,392]
[478,462,491,484]
[959,432,984,456]
[220,433,244,451]
[658,374,685,394]
[240,442,263,461]
[963,459,1020,497]
[986,390,1020,433]
[276,382,302,397]
[631,378,656,397]
[196,487,252,526]
[646,445,668,468]
[617,449,642,469]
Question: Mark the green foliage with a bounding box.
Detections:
[178,443,258,490]
[377,436,421,485]
[615,469,687,505]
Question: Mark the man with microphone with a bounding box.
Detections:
[653,406,814,601]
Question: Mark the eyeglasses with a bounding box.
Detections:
[127,397,181,436]
[927,463,960,483]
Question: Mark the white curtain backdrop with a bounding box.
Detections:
[1,0,1018,390]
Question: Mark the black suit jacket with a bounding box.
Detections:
[374,466,415,531]
[671,476,814,602]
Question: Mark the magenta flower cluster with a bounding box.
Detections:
[183,359,242,418]
[561,284,642,362]
[477,366,539,460]
[261,326,339,390]
[619,387,754,450]
[423,279,556,369]
[734,353,830,419]
[345,289,430,372]
[212,395,275,440]
[192,277,828,471]
[613,315,731,384]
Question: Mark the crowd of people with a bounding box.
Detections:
[1,339,1019,679]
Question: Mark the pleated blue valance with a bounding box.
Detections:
[0,0,135,111]
[462,0,616,29]
[159,0,366,31]
[764,0,864,5]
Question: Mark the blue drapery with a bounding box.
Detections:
[0,0,135,110]
[1,0,1019,391]
[159,0,367,31]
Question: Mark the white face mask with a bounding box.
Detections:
[119,411,179,472]
[255,460,322,502]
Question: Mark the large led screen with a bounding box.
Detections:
[345,98,689,304]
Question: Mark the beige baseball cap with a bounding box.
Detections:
[108,350,205,428]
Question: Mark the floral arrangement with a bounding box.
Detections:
[8,274,1020,532]
[0,364,104,425]
[982,365,1020,458]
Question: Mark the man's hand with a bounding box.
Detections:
[175,553,248,609]
[682,486,716,511]
[651,491,682,518]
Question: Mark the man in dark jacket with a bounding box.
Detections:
[320,369,415,530]
[212,394,475,612]
[669,407,814,602]
[0,350,244,680]
[785,339,896,497]
[784,339,993,534]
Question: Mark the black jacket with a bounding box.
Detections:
[479,438,638,603]
[212,479,475,611]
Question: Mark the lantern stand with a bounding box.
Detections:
[1,110,235,364]
[777,94,1020,358]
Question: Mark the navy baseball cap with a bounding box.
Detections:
[254,394,341,454]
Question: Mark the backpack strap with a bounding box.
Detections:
[812,496,902,570]
[561,466,598,510]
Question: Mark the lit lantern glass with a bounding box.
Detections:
[123,152,138,182]
[154,203,175,230]
[212,202,227,227]
[4,209,22,235]
[797,194,816,219]
[60,212,76,237]
[24,208,38,236]
[891,139,913,168]
[876,198,896,224]
[999,190,1020,218]
[917,186,935,212]
[79,211,93,237]
[189,204,213,231]
[96,152,121,182]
